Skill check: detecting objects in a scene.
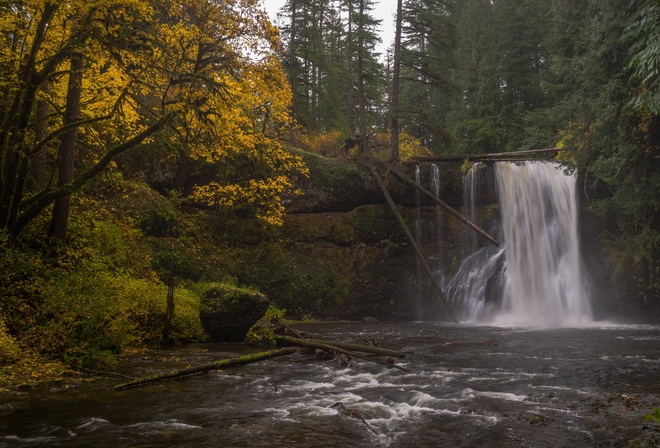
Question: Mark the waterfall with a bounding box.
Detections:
[415,165,422,243]
[415,165,422,319]
[430,164,447,290]
[462,163,480,253]
[448,161,592,328]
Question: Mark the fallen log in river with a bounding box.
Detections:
[114,347,297,390]
[114,321,409,390]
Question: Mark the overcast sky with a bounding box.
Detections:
[261,0,396,55]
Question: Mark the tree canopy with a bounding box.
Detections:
[0,0,307,239]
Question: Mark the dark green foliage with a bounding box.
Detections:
[626,0,660,115]
[235,203,410,320]
[540,0,659,301]
[398,0,456,153]
[279,0,386,135]
[446,0,552,154]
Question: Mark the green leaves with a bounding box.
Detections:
[626,0,660,114]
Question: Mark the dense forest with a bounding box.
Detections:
[0,0,658,387]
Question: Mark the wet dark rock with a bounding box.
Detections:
[629,431,660,448]
[484,254,506,306]
[334,353,351,369]
[314,349,333,361]
[200,285,269,342]
[285,151,380,213]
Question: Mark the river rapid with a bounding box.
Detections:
[2,321,660,447]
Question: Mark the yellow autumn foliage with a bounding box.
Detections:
[2,0,304,236]
[186,55,308,226]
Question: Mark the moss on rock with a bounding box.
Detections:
[200,284,270,342]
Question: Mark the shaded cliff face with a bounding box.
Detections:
[579,202,660,323]
[253,154,472,321]
[280,205,416,320]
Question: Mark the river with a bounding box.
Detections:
[2,321,660,447]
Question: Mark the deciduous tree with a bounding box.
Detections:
[0,0,305,240]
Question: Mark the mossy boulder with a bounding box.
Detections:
[200,285,269,342]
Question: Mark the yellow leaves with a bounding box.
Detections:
[368,131,431,161]
[0,354,75,393]
[191,169,304,227]
[398,132,432,160]
[2,0,302,233]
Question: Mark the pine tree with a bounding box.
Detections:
[398,0,455,153]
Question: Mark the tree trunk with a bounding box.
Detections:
[274,335,410,372]
[389,0,403,161]
[114,347,298,390]
[13,113,173,237]
[48,52,83,243]
[0,4,59,232]
[412,147,560,163]
[162,262,176,343]
[357,0,367,154]
[31,87,51,190]
[366,163,459,323]
[346,2,354,131]
[276,335,405,358]
[372,157,501,247]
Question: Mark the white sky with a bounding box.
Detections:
[261,0,396,55]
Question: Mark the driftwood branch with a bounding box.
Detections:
[283,336,406,358]
[370,156,500,247]
[79,368,135,380]
[114,347,297,390]
[365,163,459,323]
[332,402,377,432]
[275,335,411,373]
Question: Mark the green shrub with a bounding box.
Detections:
[0,316,20,365]
[124,277,206,345]
[18,265,206,368]
[26,266,137,368]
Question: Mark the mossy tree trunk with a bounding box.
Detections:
[162,262,176,343]
[114,347,298,390]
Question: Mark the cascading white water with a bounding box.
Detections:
[462,163,481,253]
[430,164,443,260]
[415,165,422,318]
[448,161,592,328]
[496,161,591,326]
[430,164,447,288]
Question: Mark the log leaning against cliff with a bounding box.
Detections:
[370,156,500,247]
[365,163,460,323]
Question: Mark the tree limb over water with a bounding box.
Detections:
[410,148,560,163]
[368,156,500,248]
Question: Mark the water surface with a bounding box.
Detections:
[2,322,659,447]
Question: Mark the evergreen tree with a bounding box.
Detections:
[541,0,659,300]
[399,0,455,153]
[445,0,501,154]
[446,0,550,154]
[341,0,385,138]
[277,0,386,139]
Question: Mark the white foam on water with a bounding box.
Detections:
[75,417,110,430]
[0,435,60,444]
[472,390,529,402]
[125,419,201,431]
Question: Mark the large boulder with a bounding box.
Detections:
[200,285,269,342]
